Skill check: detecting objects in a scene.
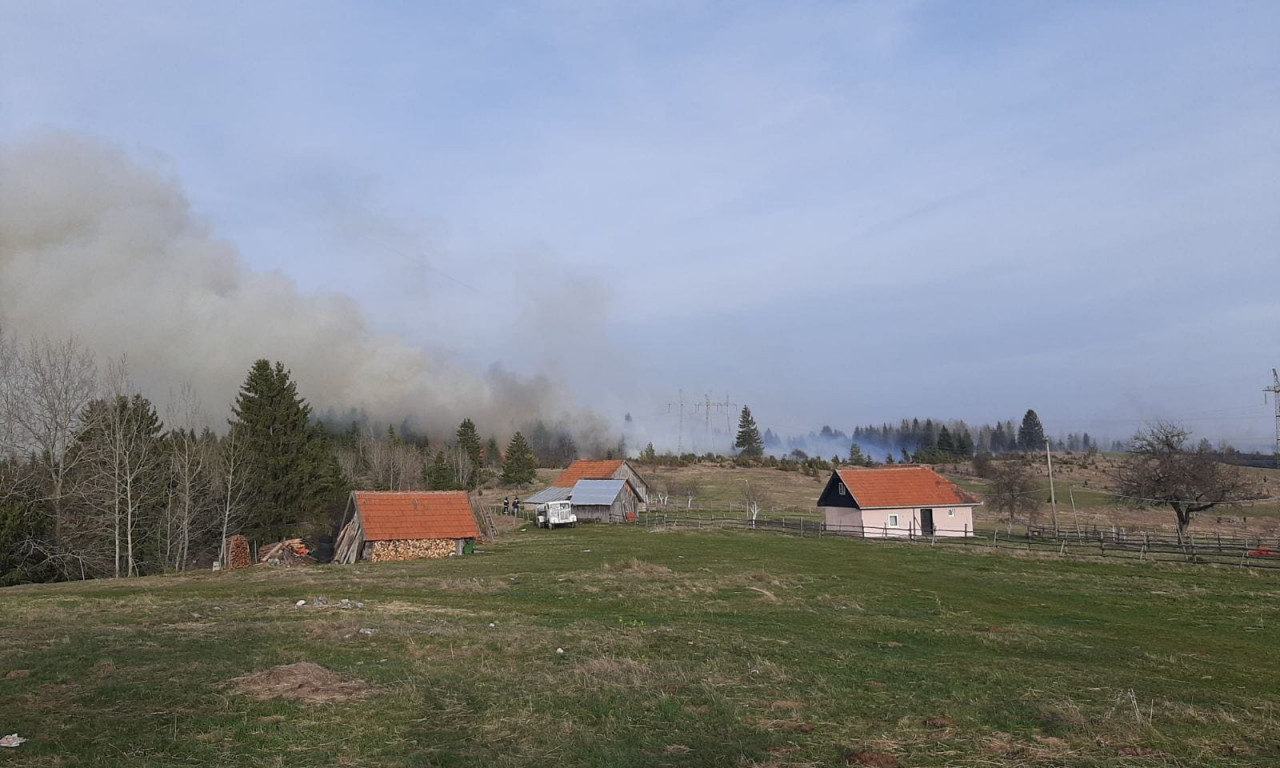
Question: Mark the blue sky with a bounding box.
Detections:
[2,1,1278,449]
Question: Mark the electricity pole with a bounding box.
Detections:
[1046,439,1059,536]
[1265,369,1280,468]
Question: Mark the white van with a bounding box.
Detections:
[537,500,577,529]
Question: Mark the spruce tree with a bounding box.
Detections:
[734,406,764,458]
[428,450,457,490]
[500,432,538,485]
[230,360,344,539]
[455,418,483,488]
[936,426,956,457]
[484,437,503,468]
[1017,409,1046,452]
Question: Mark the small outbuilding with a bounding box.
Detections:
[333,491,479,564]
[570,478,641,524]
[552,459,650,511]
[522,485,573,507]
[818,466,980,538]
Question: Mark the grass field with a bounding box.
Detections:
[3,525,1279,767]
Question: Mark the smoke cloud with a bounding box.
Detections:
[0,134,591,440]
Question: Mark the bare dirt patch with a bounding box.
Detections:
[4,669,31,679]
[230,662,377,704]
[845,749,899,767]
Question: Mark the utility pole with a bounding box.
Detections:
[1046,439,1059,536]
[1265,369,1280,468]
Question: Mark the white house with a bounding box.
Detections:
[818,466,980,538]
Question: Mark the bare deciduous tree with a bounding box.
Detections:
[0,335,98,553]
[213,424,254,568]
[986,460,1041,533]
[1115,422,1256,544]
[78,360,167,577]
[162,385,216,571]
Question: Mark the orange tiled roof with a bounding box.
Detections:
[835,466,979,509]
[551,459,625,488]
[352,491,479,541]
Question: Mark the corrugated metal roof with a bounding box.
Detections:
[570,478,627,506]
[523,486,572,505]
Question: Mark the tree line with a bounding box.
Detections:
[0,332,554,585]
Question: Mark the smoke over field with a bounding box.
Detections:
[0,135,591,439]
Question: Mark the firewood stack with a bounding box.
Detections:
[259,539,313,567]
[370,538,455,562]
[226,535,252,570]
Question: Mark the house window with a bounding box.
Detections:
[838,483,846,496]
[887,514,899,527]
[948,509,955,517]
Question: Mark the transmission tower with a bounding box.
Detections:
[666,389,688,454]
[1265,369,1280,468]
[694,393,738,438]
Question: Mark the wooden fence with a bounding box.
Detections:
[640,513,1280,570]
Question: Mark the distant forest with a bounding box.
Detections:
[764,411,1119,464]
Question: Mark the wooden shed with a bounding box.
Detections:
[334,491,479,564]
[570,479,641,524]
[552,459,650,511]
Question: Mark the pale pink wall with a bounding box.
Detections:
[821,507,864,535]
[823,506,975,538]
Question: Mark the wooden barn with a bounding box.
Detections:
[817,466,980,538]
[333,491,479,564]
[570,479,641,524]
[551,459,650,511]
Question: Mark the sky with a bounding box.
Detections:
[1,1,1278,452]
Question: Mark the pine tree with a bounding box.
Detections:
[230,360,344,540]
[734,406,764,459]
[500,432,538,485]
[1017,409,1046,452]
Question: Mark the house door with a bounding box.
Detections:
[920,509,935,535]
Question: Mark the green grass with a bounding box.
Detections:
[2,526,1279,766]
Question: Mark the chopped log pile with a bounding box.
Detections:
[259,539,313,567]
[370,538,455,562]
[226,535,252,570]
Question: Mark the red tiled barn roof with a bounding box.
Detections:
[551,459,626,488]
[835,466,979,509]
[352,491,479,541]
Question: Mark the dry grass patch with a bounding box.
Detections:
[230,662,377,704]
[606,558,673,577]
[570,657,652,687]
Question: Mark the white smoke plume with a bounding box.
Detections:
[0,134,593,441]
